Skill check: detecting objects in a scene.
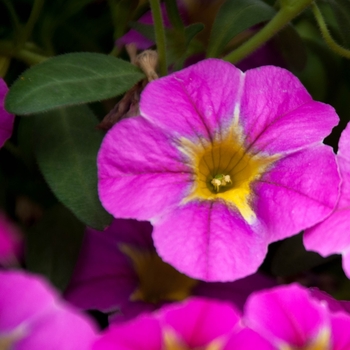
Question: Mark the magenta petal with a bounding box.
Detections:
[330,312,350,350]
[0,271,57,330]
[65,221,143,312]
[224,328,275,350]
[255,144,339,243]
[140,59,242,140]
[0,270,97,350]
[153,201,268,282]
[16,307,97,350]
[0,79,15,148]
[0,213,22,265]
[304,124,350,273]
[93,315,162,350]
[241,66,338,154]
[98,116,191,220]
[161,298,241,348]
[244,284,329,348]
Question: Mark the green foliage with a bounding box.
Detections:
[5,53,145,115]
[207,0,275,58]
[34,105,112,230]
[26,204,85,292]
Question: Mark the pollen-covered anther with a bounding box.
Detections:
[211,174,232,192]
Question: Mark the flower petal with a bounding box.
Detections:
[65,222,144,312]
[92,315,162,350]
[255,144,339,243]
[140,59,243,140]
[304,124,350,271]
[330,312,350,350]
[224,328,275,350]
[244,284,329,348]
[98,116,191,220]
[161,298,241,348]
[0,271,97,350]
[240,66,338,154]
[0,79,15,148]
[153,201,268,282]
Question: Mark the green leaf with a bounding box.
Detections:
[207,0,275,58]
[35,104,112,230]
[26,204,85,292]
[329,0,350,47]
[184,23,205,46]
[5,53,145,115]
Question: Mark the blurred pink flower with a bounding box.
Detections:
[92,297,272,350]
[0,213,22,266]
[244,283,350,349]
[0,79,15,148]
[0,270,98,349]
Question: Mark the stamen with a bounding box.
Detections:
[211,174,232,192]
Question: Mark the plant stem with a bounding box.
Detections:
[0,41,48,66]
[224,0,313,64]
[311,2,350,59]
[2,0,22,36]
[17,0,45,49]
[149,0,167,76]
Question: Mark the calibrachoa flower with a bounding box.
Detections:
[98,59,340,281]
[92,297,273,350]
[244,283,350,349]
[304,122,350,278]
[0,79,15,148]
[65,218,275,323]
[0,270,98,349]
[0,213,22,266]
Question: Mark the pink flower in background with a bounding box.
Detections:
[65,218,275,323]
[244,284,350,349]
[304,122,350,278]
[116,4,171,50]
[0,270,98,350]
[98,59,340,282]
[0,79,15,148]
[0,213,22,266]
[92,297,272,350]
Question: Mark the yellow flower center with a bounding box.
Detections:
[180,118,279,224]
[163,329,223,350]
[119,244,198,304]
[279,328,331,350]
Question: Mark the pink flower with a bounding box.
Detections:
[0,213,23,266]
[304,122,350,278]
[0,79,15,148]
[244,283,350,349]
[98,59,340,282]
[0,270,98,349]
[65,218,275,323]
[92,297,272,350]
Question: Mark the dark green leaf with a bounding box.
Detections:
[207,0,275,58]
[184,23,205,46]
[329,0,350,47]
[26,204,85,291]
[5,53,145,115]
[35,104,112,230]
